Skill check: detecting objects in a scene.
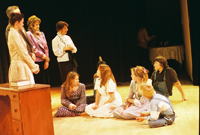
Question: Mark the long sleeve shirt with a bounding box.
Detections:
[145,94,174,121]
[52,33,77,62]
[27,31,49,62]
[61,83,86,108]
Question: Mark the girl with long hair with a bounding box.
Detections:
[54,71,87,117]
[85,64,122,117]
[113,66,151,119]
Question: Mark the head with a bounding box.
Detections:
[6,6,20,18]
[64,71,79,98]
[153,56,169,71]
[130,66,149,83]
[97,64,116,87]
[9,13,24,30]
[140,83,155,99]
[27,15,41,36]
[56,21,69,35]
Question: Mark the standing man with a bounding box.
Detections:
[5,6,35,61]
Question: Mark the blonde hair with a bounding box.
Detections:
[6,6,19,18]
[27,15,41,37]
[130,66,149,83]
[140,83,155,99]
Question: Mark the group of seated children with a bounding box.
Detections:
[54,56,188,128]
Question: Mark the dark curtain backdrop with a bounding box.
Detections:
[1,0,195,86]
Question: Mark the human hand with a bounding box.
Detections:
[182,96,189,101]
[44,61,49,70]
[125,97,129,103]
[140,112,150,117]
[127,98,134,104]
[32,64,40,74]
[69,104,77,110]
[92,105,99,110]
[125,103,130,109]
[31,53,36,62]
[44,56,50,62]
[63,45,74,52]
[136,117,144,122]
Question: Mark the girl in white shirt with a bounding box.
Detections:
[85,64,122,117]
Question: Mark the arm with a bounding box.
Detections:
[75,84,87,106]
[27,32,49,61]
[103,92,115,105]
[11,30,38,72]
[92,89,101,110]
[40,32,50,69]
[143,28,155,42]
[174,81,189,101]
[126,80,136,105]
[60,85,73,108]
[64,36,77,53]
[52,36,65,57]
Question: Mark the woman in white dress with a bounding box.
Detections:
[113,66,151,119]
[85,64,122,117]
[7,13,39,84]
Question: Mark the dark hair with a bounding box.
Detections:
[154,56,169,68]
[9,13,24,26]
[96,60,106,69]
[6,6,19,18]
[56,21,69,32]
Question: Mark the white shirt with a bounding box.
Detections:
[52,33,77,62]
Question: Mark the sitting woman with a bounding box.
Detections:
[113,66,151,119]
[85,64,122,117]
[27,15,50,84]
[54,71,87,117]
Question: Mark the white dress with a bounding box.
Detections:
[8,28,37,84]
[85,78,122,117]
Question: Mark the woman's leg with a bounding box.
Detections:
[113,105,125,119]
[54,106,75,117]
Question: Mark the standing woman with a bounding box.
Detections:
[52,21,77,84]
[7,13,39,84]
[54,71,87,117]
[113,66,151,119]
[85,64,122,117]
[27,15,50,84]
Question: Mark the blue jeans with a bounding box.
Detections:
[148,115,175,128]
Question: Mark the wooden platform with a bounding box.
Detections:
[50,74,199,135]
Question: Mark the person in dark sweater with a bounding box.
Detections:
[151,56,188,101]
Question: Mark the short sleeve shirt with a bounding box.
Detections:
[151,67,179,96]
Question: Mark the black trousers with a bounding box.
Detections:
[58,61,77,84]
[34,61,49,84]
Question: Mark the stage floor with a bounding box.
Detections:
[50,74,199,135]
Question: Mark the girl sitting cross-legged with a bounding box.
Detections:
[54,71,87,117]
[113,66,152,120]
[85,64,122,117]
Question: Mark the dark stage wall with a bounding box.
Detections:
[0,0,198,86]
